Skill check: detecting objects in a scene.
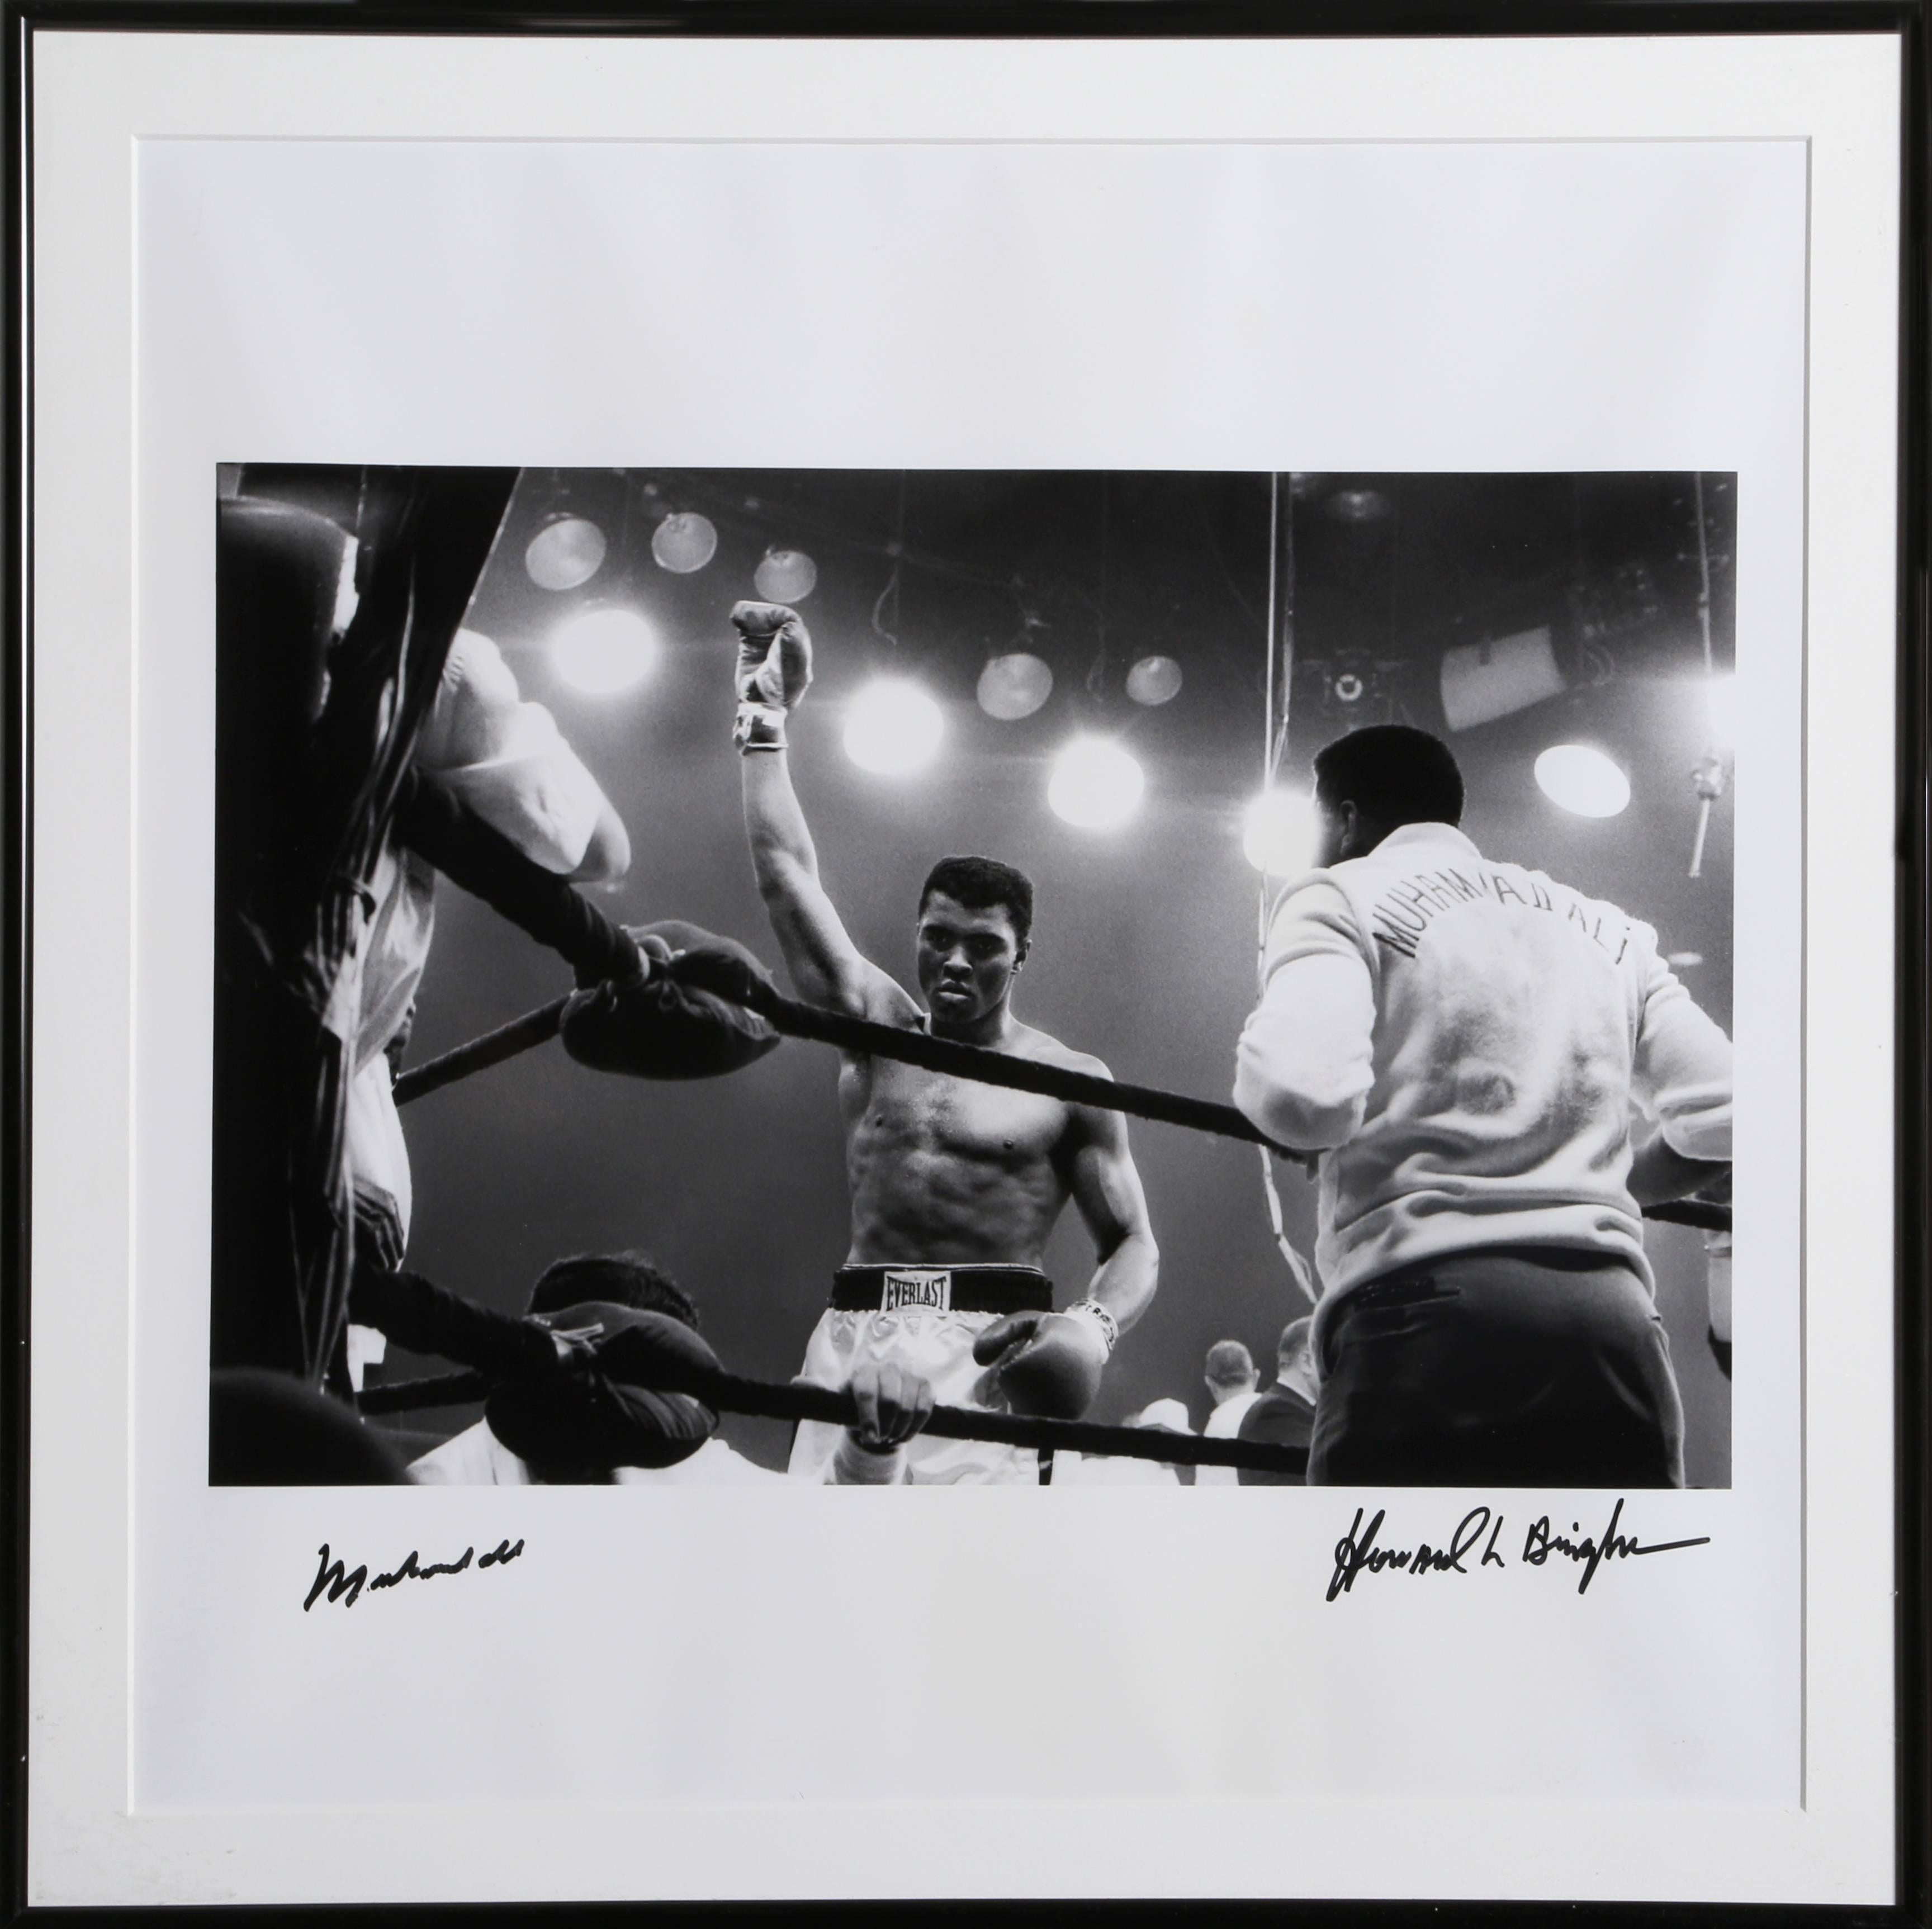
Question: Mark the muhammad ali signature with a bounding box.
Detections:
[304,1538,524,1610]
[1327,1499,1710,1602]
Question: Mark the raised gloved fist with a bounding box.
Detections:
[971,1310,1109,1421]
[730,601,813,751]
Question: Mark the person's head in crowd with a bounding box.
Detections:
[506,1251,708,1484]
[1276,1316,1318,1405]
[1312,723,1465,868]
[1204,1339,1258,1406]
[526,1249,699,1328]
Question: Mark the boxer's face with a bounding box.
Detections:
[915,891,1026,1024]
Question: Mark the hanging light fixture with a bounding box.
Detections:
[1125,656,1183,707]
[551,606,657,694]
[844,678,945,775]
[524,513,608,593]
[1242,789,1320,875]
[753,548,818,603]
[1048,737,1145,831]
[977,652,1054,721]
[651,511,718,574]
[1534,743,1631,818]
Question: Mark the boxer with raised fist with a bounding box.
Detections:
[729,603,1159,1484]
[730,599,815,753]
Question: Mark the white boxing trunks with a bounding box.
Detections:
[789,1264,1054,1486]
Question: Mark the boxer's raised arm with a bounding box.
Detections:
[741,751,897,1016]
[731,599,912,1023]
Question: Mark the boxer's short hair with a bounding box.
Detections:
[527,1250,700,1330]
[918,855,1035,947]
[1314,724,1465,829]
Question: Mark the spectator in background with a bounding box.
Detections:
[1237,1317,1319,1486]
[1195,1339,1263,1488]
[1058,1397,1194,1486]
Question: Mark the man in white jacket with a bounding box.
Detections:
[1233,725,1732,1488]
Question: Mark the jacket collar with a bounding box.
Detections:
[1365,821,1480,862]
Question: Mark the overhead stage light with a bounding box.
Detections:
[1439,625,1566,733]
[844,678,945,776]
[525,514,608,592]
[977,652,1053,721]
[1126,656,1183,707]
[1535,743,1631,818]
[551,606,657,694]
[1242,789,1321,876]
[651,511,718,574]
[1048,737,1145,831]
[754,548,818,603]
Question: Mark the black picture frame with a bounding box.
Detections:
[4,4,1925,1918]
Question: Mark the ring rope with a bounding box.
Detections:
[396,959,1314,1163]
[392,996,569,1106]
[361,1369,488,1413]
[359,1359,1309,1476]
[391,963,1732,1234]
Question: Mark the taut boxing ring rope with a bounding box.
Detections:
[388,958,1730,1236]
[348,1262,1313,1474]
[358,1352,1313,1476]
[396,968,1308,1158]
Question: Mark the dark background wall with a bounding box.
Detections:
[235,467,1736,1482]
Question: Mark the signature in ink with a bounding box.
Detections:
[1521,1498,1710,1595]
[1326,1505,1507,1601]
[304,1538,524,1610]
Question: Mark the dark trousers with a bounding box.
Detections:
[1309,1247,1685,1489]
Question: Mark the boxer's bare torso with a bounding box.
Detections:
[839,1016,1105,1267]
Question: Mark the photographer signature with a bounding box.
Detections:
[1328,1497,1708,1601]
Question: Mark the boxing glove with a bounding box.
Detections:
[560,922,780,1079]
[489,1305,723,1475]
[730,600,813,751]
[972,1309,1110,1420]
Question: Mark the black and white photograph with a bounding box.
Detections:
[211,464,1736,1494]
